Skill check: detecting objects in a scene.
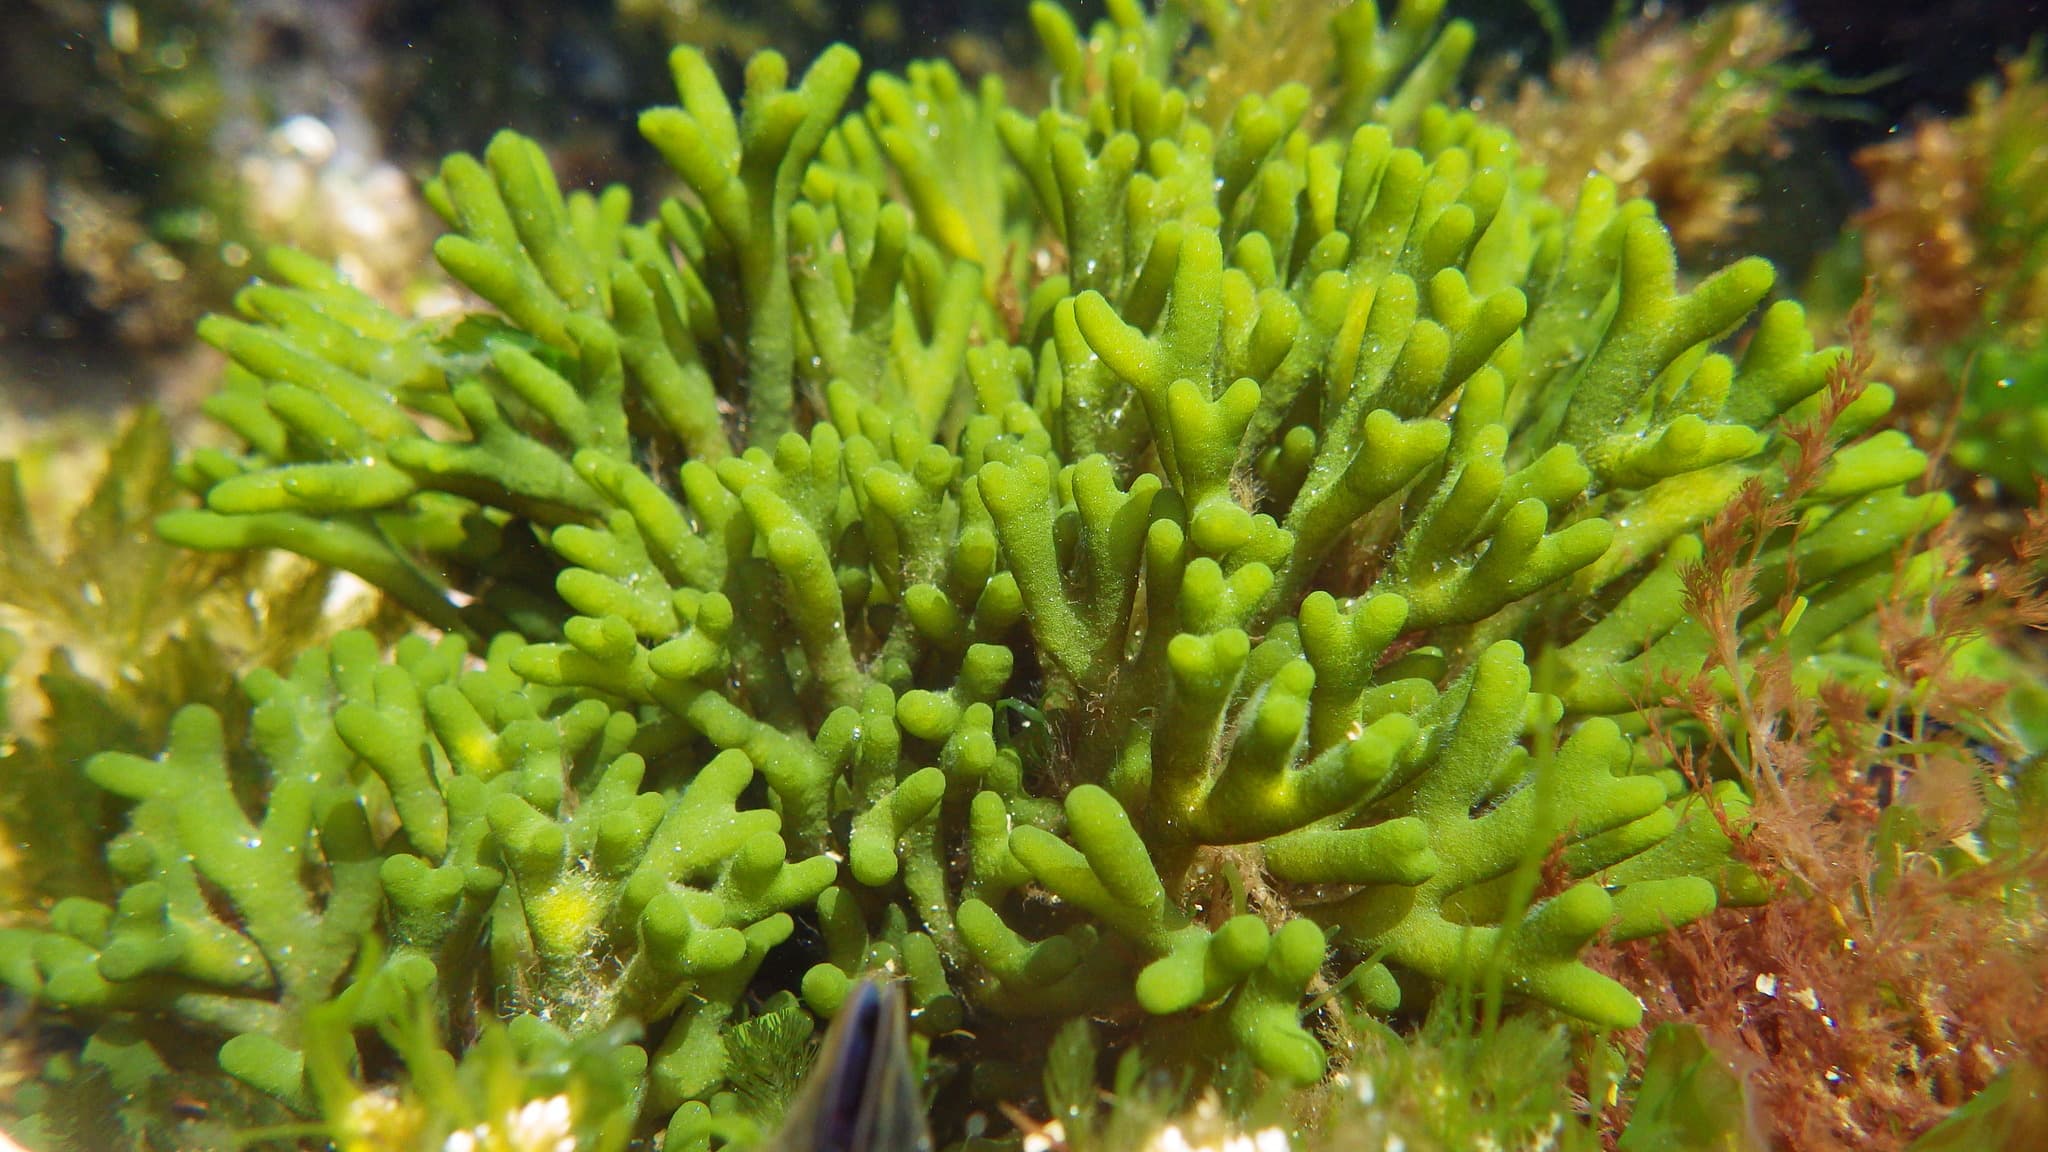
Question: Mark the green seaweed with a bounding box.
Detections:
[0,1,1951,1146]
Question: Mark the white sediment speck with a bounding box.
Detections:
[441,1094,576,1152]
[277,115,339,164]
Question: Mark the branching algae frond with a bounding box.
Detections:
[0,0,1948,1142]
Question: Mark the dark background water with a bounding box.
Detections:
[1538,0,2048,150]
